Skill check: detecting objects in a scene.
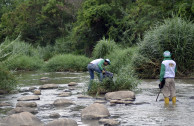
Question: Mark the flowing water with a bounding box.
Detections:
[0,71,194,126]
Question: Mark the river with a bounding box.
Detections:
[0,71,194,126]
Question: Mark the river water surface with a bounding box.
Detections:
[0,72,194,126]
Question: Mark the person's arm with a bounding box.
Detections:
[175,66,177,73]
[98,59,104,71]
[160,64,165,82]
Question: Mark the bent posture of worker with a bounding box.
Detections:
[159,51,177,104]
[87,58,111,90]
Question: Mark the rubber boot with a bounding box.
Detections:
[164,97,169,104]
[172,97,176,104]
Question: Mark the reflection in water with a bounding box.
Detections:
[0,72,194,126]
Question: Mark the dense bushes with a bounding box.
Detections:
[88,38,140,95]
[0,65,16,92]
[92,38,118,58]
[44,54,91,72]
[7,55,44,71]
[132,17,194,78]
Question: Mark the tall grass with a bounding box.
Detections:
[92,38,119,58]
[106,47,137,74]
[7,55,44,71]
[0,38,19,92]
[44,54,91,72]
[132,17,194,78]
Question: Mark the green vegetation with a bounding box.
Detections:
[7,55,44,71]
[44,54,91,72]
[0,65,16,92]
[92,38,118,58]
[132,17,194,78]
[88,39,139,95]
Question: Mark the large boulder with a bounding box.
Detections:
[81,103,110,119]
[53,99,75,107]
[0,112,44,126]
[39,84,58,89]
[105,91,135,101]
[17,95,40,101]
[16,102,37,107]
[45,118,77,126]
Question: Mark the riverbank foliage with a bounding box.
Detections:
[44,54,91,72]
[132,17,194,78]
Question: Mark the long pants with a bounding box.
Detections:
[162,78,176,98]
[87,64,103,90]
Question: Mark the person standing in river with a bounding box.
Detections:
[87,58,111,91]
[159,51,177,105]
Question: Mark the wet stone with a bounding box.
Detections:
[33,90,41,95]
[81,103,110,119]
[49,112,60,118]
[77,95,92,99]
[7,107,38,115]
[39,84,58,89]
[94,100,107,104]
[68,82,78,86]
[58,92,71,97]
[17,95,40,101]
[16,102,37,108]
[53,99,75,107]
[99,119,120,126]
[0,112,44,126]
[0,102,12,107]
[105,91,135,101]
[45,118,77,126]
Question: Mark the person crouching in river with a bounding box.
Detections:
[159,51,177,105]
[87,58,111,91]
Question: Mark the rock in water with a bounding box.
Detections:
[105,91,135,100]
[68,82,78,86]
[0,112,44,126]
[45,118,77,126]
[16,102,37,107]
[17,95,40,101]
[81,103,110,119]
[39,84,58,89]
[53,99,74,107]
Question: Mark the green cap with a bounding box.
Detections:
[163,51,171,58]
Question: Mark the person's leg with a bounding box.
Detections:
[169,78,176,104]
[93,65,103,82]
[87,64,94,91]
[87,64,94,80]
[162,78,170,104]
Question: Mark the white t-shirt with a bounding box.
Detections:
[162,60,176,78]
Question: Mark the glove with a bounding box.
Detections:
[102,70,105,74]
